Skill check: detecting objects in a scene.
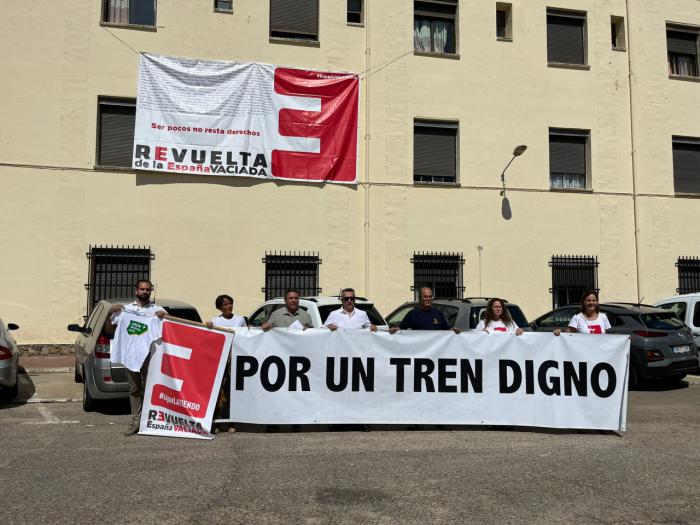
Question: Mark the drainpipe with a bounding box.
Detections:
[625,0,642,303]
[363,4,371,297]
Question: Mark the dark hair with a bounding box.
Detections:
[135,279,153,289]
[483,298,514,327]
[284,289,300,299]
[579,289,600,314]
[340,288,355,295]
[215,294,234,309]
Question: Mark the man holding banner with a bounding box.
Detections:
[262,290,312,331]
[324,288,377,332]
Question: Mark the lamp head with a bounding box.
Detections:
[512,145,527,157]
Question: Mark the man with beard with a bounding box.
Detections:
[105,279,166,436]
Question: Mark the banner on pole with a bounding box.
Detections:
[226,330,630,431]
[140,319,232,439]
[134,53,360,184]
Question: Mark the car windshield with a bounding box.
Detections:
[639,311,686,330]
[470,305,529,329]
[165,308,202,323]
[318,304,386,325]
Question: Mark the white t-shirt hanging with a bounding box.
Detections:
[110,312,163,372]
[568,312,611,334]
[210,314,246,329]
[475,319,519,334]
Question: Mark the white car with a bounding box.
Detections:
[0,318,20,400]
[248,296,387,329]
[653,293,700,347]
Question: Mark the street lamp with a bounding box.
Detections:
[500,144,527,196]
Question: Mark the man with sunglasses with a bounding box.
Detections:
[324,288,377,332]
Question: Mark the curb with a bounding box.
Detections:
[21,368,75,374]
[0,398,80,405]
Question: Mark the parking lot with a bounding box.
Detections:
[1,366,699,525]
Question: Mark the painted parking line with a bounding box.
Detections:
[19,405,79,425]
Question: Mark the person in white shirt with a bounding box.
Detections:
[104,279,166,436]
[475,298,524,335]
[206,294,247,330]
[555,289,611,335]
[324,288,378,332]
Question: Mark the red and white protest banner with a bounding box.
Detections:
[133,53,359,184]
[140,319,232,439]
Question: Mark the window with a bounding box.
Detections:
[347,0,363,25]
[677,257,700,294]
[102,0,156,27]
[470,305,528,329]
[667,26,699,77]
[411,251,465,299]
[549,128,589,189]
[672,136,700,194]
[547,8,586,65]
[97,98,135,168]
[535,306,578,328]
[549,255,598,309]
[270,0,319,41]
[496,3,512,40]
[215,0,233,13]
[414,119,459,184]
[262,251,321,300]
[657,302,688,322]
[611,16,625,50]
[414,0,457,55]
[85,245,153,317]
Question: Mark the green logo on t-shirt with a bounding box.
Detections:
[127,320,148,336]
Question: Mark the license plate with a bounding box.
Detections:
[672,345,690,354]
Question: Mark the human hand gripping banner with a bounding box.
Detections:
[225,330,630,431]
[133,53,359,184]
[140,319,233,439]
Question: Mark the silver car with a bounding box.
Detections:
[68,298,202,411]
[0,318,20,400]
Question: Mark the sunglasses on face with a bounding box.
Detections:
[342,296,356,302]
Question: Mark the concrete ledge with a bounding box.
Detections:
[18,344,74,356]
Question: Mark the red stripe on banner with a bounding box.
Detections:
[151,322,227,419]
[272,68,359,183]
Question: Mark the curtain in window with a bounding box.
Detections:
[107,0,129,24]
[414,19,432,52]
[669,54,698,76]
[432,20,449,53]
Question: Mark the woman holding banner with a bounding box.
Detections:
[476,298,524,335]
[554,289,611,336]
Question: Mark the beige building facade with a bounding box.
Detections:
[1,0,699,345]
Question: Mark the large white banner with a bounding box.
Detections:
[134,53,359,184]
[140,319,233,439]
[227,330,630,431]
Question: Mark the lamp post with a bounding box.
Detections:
[500,144,527,196]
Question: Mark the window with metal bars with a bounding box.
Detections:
[676,257,700,294]
[269,0,319,41]
[411,252,464,300]
[262,251,321,300]
[85,245,154,317]
[549,255,598,309]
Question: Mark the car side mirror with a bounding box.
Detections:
[530,321,538,330]
[7,323,19,331]
[67,324,91,335]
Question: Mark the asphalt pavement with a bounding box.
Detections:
[1,365,699,524]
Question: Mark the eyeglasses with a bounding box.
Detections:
[342,296,356,302]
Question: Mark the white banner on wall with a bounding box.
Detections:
[226,330,630,431]
[134,53,360,184]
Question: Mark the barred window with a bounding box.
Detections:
[85,245,154,317]
[262,251,321,300]
[677,257,700,294]
[411,251,464,300]
[549,255,598,309]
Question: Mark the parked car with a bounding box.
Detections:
[652,293,700,347]
[248,296,387,328]
[529,303,699,388]
[68,298,202,411]
[0,318,20,400]
[384,297,529,332]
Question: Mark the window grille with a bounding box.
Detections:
[411,251,465,300]
[677,257,700,294]
[262,251,321,300]
[85,245,154,317]
[549,255,598,308]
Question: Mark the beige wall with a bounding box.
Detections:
[1,0,699,343]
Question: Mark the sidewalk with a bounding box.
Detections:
[20,355,74,372]
[8,355,81,404]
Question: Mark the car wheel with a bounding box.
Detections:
[662,374,686,384]
[82,370,95,412]
[74,357,82,383]
[0,379,19,401]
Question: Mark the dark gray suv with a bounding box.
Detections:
[530,303,699,388]
[385,297,529,331]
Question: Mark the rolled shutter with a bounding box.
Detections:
[549,133,586,175]
[270,0,318,37]
[414,124,457,181]
[99,103,135,167]
[673,139,700,193]
[667,30,698,55]
[547,14,585,64]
